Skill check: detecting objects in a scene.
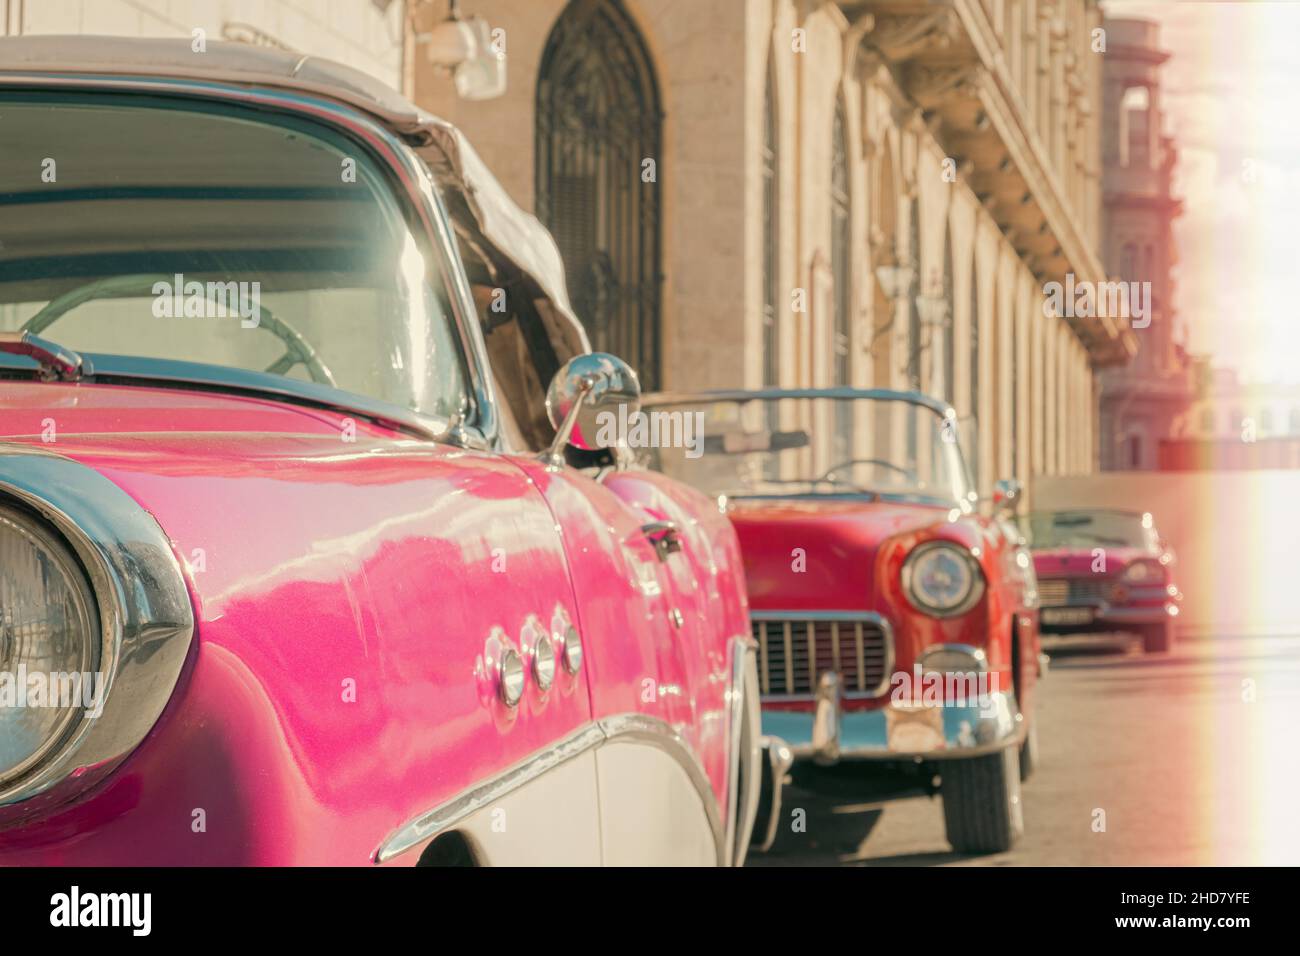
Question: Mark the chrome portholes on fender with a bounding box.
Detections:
[0,447,194,813]
[560,626,583,674]
[551,606,583,676]
[498,648,525,708]
[521,616,556,693]
[478,627,526,712]
[482,612,581,712]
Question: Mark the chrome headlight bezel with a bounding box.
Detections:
[901,540,986,618]
[0,448,194,813]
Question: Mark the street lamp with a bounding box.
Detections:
[416,0,506,100]
[420,0,476,70]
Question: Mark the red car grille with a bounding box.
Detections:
[1037,578,1113,606]
[751,615,892,699]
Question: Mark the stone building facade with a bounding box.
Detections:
[413,0,1134,496]
[1096,16,1191,471]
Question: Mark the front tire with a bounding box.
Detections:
[1141,621,1173,654]
[942,746,1024,854]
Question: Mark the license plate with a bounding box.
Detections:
[1041,607,1094,626]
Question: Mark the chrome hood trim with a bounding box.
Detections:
[375,713,728,866]
[33,353,450,442]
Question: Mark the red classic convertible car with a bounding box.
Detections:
[640,389,1042,853]
[0,36,766,865]
[1023,509,1181,653]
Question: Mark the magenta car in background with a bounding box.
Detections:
[0,37,766,866]
[1024,509,1182,653]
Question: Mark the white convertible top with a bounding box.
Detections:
[0,34,432,132]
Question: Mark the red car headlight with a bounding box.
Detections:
[902,541,986,617]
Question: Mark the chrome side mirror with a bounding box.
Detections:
[992,478,1022,516]
[543,352,641,466]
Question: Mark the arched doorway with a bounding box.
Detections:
[535,0,663,388]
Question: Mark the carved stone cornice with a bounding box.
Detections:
[948,131,1003,169]
[867,8,962,62]
[902,62,986,108]
[841,0,1132,365]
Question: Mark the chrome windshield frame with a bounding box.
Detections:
[641,386,977,509]
[0,73,500,450]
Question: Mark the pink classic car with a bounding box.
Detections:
[0,37,767,866]
[639,390,1042,854]
[1023,509,1181,653]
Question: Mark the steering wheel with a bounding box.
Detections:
[22,274,338,387]
[818,457,918,484]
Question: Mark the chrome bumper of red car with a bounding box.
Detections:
[760,681,1025,763]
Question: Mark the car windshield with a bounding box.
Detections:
[0,91,467,421]
[1023,511,1156,550]
[638,394,972,504]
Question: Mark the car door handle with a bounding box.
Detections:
[640,520,682,561]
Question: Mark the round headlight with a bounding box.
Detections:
[1121,559,1165,584]
[0,506,99,788]
[901,541,985,617]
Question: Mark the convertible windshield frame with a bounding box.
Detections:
[641,387,977,508]
[0,73,500,449]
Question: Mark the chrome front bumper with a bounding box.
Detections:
[1040,602,1177,628]
[1097,604,1176,624]
[761,674,1025,764]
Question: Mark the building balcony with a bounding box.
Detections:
[839,0,1136,367]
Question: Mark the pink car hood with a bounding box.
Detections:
[0,382,572,863]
